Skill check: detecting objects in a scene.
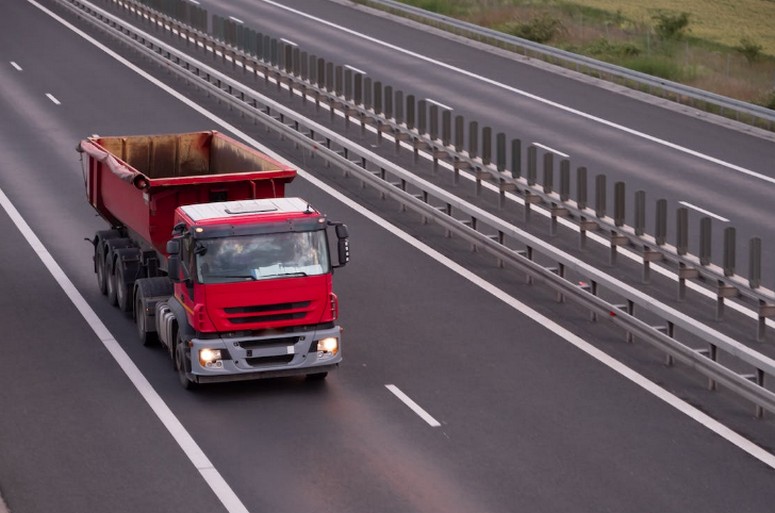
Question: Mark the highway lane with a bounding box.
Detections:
[197,0,775,280]
[2,1,775,512]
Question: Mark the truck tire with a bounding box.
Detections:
[306,372,328,381]
[94,230,121,295]
[134,277,173,347]
[104,238,132,305]
[114,248,141,313]
[175,334,198,390]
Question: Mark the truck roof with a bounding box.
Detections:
[180,197,319,224]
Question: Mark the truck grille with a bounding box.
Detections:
[245,355,295,367]
[224,301,311,325]
[238,336,301,349]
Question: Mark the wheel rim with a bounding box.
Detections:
[96,250,107,292]
[107,267,115,297]
[136,298,145,335]
[116,274,125,306]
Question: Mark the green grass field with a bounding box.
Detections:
[394,0,775,107]
[572,0,775,56]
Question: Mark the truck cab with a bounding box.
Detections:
[156,197,349,387]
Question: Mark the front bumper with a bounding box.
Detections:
[187,325,342,383]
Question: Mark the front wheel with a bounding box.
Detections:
[175,336,198,391]
[306,372,328,381]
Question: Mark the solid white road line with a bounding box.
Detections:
[425,98,453,110]
[45,93,60,105]
[679,201,730,222]
[532,142,569,158]
[11,61,23,71]
[260,0,775,185]
[386,385,441,427]
[0,187,248,513]
[344,64,366,74]
[27,0,775,489]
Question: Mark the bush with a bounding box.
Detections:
[587,38,641,58]
[652,11,690,40]
[737,37,763,64]
[503,14,564,44]
[625,55,683,81]
[760,90,775,110]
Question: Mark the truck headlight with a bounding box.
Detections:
[199,348,223,367]
[317,337,339,355]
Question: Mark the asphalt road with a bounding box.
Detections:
[0,1,773,512]
[206,0,775,282]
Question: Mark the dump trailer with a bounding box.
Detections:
[78,130,349,388]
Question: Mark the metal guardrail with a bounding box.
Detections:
[359,0,775,132]
[104,0,775,341]
[59,0,775,417]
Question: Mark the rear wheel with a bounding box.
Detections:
[106,257,118,306]
[96,248,109,295]
[114,248,140,313]
[104,238,131,306]
[94,230,120,295]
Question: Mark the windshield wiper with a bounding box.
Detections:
[207,273,256,281]
[260,271,308,278]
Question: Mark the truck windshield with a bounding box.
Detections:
[195,230,330,283]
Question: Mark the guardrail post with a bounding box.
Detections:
[353,73,363,105]
[676,207,688,255]
[344,68,353,102]
[335,65,344,97]
[495,133,507,208]
[406,94,415,131]
[614,182,625,227]
[576,166,589,249]
[559,160,570,202]
[634,190,645,236]
[543,152,553,194]
[750,237,761,289]
[527,146,537,186]
[324,61,333,91]
[655,199,667,246]
[576,166,587,209]
[293,47,301,77]
[364,77,372,109]
[429,104,439,140]
[300,51,308,82]
[418,99,428,135]
[270,38,278,67]
[454,115,464,152]
[595,174,606,218]
[255,32,264,61]
[511,139,521,179]
[723,226,736,277]
[675,207,692,301]
[699,217,712,266]
[263,35,272,65]
[482,127,492,167]
[468,121,478,159]
[442,110,452,148]
[373,81,383,115]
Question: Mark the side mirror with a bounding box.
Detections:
[335,224,349,239]
[331,223,349,268]
[166,239,184,283]
[167,239,181,255]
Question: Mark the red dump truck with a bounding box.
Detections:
[78,130,349,388]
